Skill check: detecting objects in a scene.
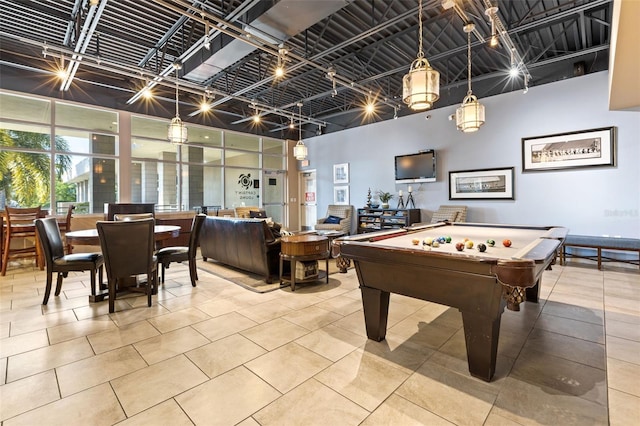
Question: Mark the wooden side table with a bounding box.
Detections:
[279,234,330,291]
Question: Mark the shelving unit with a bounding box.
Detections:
[357,208,421,234]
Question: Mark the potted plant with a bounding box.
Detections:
[376,190,394,209]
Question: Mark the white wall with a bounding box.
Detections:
[302,71,640,238]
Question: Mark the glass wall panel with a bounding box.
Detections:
[0,92,51,124]
[56,103,118,133]
[224,149,259,168]
[263,155,284,170]
[182,161,223,211]
[262,170,284,223]
[263,138,284,155]
[131,138,177,159]
[0,123,50,147]
[225,168,260,208]
[225,132,259,151]
[189,127,222,147]
[56,129,117,155]
[131,160,179,210]
[131,116,169,139]
[0,150,51,209]
[57,154,118,214]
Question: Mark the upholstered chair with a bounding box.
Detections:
[315,205,353,234]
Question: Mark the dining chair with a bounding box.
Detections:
[113,213,154,221]
[156,214,205,287]
[57,204,75,254]
[1,206,42,276]
[97,218,157,313]
[35,217,104,305]
[106,203,155,221]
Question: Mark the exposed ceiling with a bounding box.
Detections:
[0,0,615,140]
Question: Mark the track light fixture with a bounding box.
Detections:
[204,20,211,50]
[402,0,440,110]
[327,66,338,97]
[485,6,499,48]
[275,44,288,78]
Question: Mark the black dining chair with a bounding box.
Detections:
[97,218,157,313]
[35,217,104,305]
[156,214,205,287]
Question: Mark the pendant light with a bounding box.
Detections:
[402,0,440,111]
[168,78,188,144]
[456,23,485,133]
[293,102,307,160]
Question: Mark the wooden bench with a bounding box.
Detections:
[560,235,640,270]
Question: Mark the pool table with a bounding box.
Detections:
[335,222,567,381]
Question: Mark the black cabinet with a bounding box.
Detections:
[357,208,421,234]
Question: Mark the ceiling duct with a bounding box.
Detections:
[182,0,352,83]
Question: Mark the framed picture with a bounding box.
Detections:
[522,126,616,172]
[449,167,515,200]
[334,186,349,205]
[333,163,349,184]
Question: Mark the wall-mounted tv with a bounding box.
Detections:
[394,150,437,183]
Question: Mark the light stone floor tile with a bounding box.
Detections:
[108,304,172,327]
[606,335,640,364]
[523,327,606,369]
[47,316,117,345]
[362,333,437,374]
[3,383,126,426]
[245,342,332,393]
[332,309,367,337]
[0,329,49,358]
[491,377,609,425]
[9,309,78,336]
[186,333,266,378]
[115,399,193,426]
[606,317,640,341]
[276,291,326,310]
[175,366,281,426]
[607,357,640,397]
[87,319,160,354]
[0,357,6,383]
[6,336,95,382]
[535,313,605,344]
[0,321,10,338]
[542,299,604,325]
[111,354,208,416]
[396,363,499,425]
[315,348,411,411]
[56,345,147,397]
[133,326,210,365]
[240,317,310,351]
[253,378,369,426]
[0,370,59,421]
[295,324,367,362]
[237,300,294,324]
[191,311,258,341]
[237,417,261,426]
[281,304,342,330]
[195,297,251,318]
[146,306,211,333]
[361,394,456,426]
[608,388,640,426]
[313,294,363,316]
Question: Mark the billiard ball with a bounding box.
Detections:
[464,237,470,242]
[423,245,431,251]
[503,239,512,247]
[423,237,433,246]
[465,240,474,249]
[486,239,495,247]
[438,237,446,244]
[455,242,465,251]
[412,238,420,245]
[432,240,440,248]
[445,236,452,243]
[477,243,487,252]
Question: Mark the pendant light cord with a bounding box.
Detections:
[175,80,180,118]
[467,29,472,95]
[298,104,302,140]
[417,0,424,59]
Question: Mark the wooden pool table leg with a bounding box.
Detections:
[360,286,390,341]
[461,311,502,382]
[525,279,541,303]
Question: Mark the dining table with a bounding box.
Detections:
[65,224,180,302]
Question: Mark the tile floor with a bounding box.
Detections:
[0,257,638,425]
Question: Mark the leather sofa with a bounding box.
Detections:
[199,216,281,283]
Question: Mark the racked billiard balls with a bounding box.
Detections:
[477,243,487,252]
[486,239,495,247]
[465,240,474,249]
[432,240,440,248]
[455,242,465,251]
[503,239,512,247]
[423,237,433,246]
[412,238,420,245]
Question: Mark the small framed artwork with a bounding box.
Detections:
[522,126,616,172]
[333,163,349,184]
[449,167,515,200]
[334,186,349,205]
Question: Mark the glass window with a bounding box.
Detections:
[182,163,223,211]
[189,127,222,147]
[56,103,118,133]
[225,168,260,208]
[57,154,118,214]
[225,149,259,168]
[225,132,259,151]
[263,155,284,170]
[131,116,169,139]
[263,138,284,155]
[56,129,117,155]
[131,160,179,210]
[132,137,177,160]
[0,92,51,124]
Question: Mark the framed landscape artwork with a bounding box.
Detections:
[449,167,515,200]
[333,163,349,184]
[334,186,349,205]
[522,127,616,172]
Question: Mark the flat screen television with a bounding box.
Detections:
[394,150,437,183]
